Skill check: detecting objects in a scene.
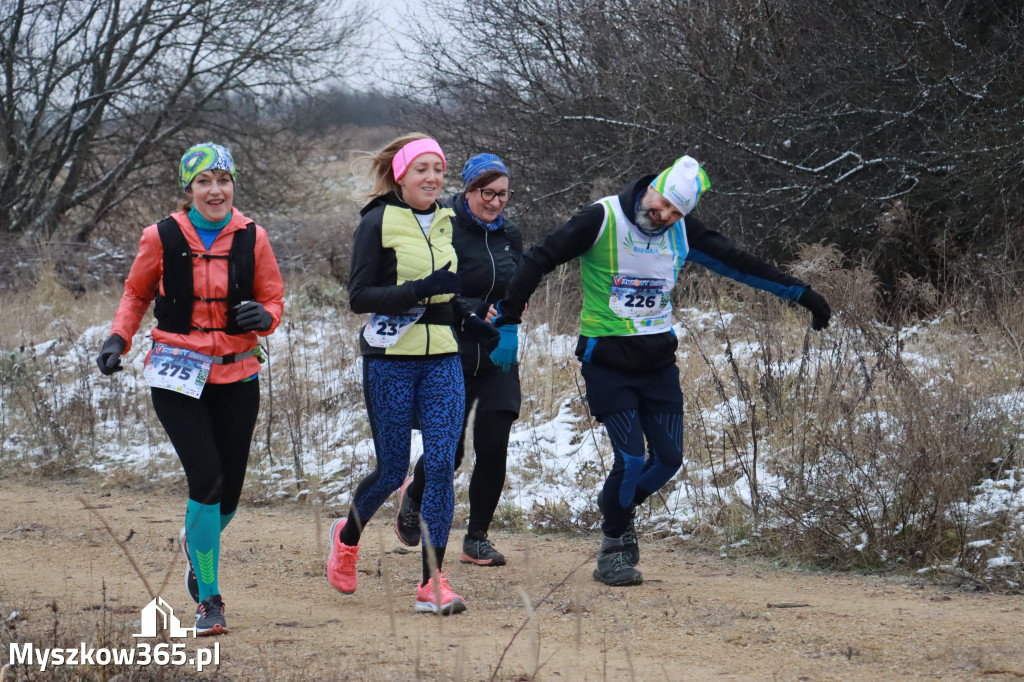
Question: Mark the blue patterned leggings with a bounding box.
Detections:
[345,355,464,551]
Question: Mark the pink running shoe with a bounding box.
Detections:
[415,570,467,615]
[326,518,359,594]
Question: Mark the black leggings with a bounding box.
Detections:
[151,380,260,514]
[409,408,516,537]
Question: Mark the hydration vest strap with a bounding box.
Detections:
[150,340,255,364]
[209,349,256,365]
[154,219,257,336]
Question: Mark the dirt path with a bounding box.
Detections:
[1,478,1022,681]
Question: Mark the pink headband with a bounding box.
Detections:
[392,138,446,180]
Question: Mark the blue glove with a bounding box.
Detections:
[488,323,519,372]
[492,299,522,327]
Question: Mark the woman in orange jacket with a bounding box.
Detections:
[95,143,284,636]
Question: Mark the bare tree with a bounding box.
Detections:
[0,0,368,243]
[407,0,1024,298]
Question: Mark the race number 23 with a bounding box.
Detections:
[363,306,426,348]
[375,320,400,336]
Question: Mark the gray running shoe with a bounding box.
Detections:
[593,549,643,586]
[178,527,200,604]
[194,595,227,636]
[621,510,640,566]
[394,477,421,546]
[596,488,639,565]
[460,535,506,566]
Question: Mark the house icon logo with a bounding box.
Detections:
[133,597,196,638]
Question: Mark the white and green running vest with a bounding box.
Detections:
[578,196,689,337]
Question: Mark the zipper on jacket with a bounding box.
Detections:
[203,240,217,359]
[421,218,435,356]
[474,231,500,376]
[483,231,498,304]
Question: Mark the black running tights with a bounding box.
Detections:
[409,408,516,537]
[150,380,260,515]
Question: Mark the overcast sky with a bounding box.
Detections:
[352,0,442,91]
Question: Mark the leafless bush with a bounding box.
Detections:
[0,0,369,244]
[679,248,1023,576]
[3,249,1024,585]
[407,0,1024,304]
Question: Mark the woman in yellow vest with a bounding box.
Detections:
[326,133,499,615]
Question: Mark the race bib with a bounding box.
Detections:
[609,276,672,324]
[362,306,426,348]
[143,343,212,398]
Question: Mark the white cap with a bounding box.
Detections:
[649,155,710,216]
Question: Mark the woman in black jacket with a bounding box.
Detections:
[394,153,524,567]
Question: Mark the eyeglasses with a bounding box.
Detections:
[474,188,514,203]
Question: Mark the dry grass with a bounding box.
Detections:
[0,491,610,682]
[2,243,1024,589]
[671,246,1024,581]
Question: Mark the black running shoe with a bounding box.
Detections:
[394,477,421,546]
[460,535,506,566]
[179,527,200,604]
[195,595,227,636]
[593,549,643,586]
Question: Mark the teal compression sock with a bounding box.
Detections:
[220,509,236,532]
[184,500,221,600]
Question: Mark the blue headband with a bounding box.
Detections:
[461,153,509,187]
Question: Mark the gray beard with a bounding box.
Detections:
[634,207,666,236]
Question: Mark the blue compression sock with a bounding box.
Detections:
[184,500,221,600]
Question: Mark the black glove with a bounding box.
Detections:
[462,314,500,355]
[798,288,832,331]
[234,301,274,332]
[492,300,522,327]
[412,262,461,299]
[96,334,126,375]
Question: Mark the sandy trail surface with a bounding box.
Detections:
[1,478,1022,681]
